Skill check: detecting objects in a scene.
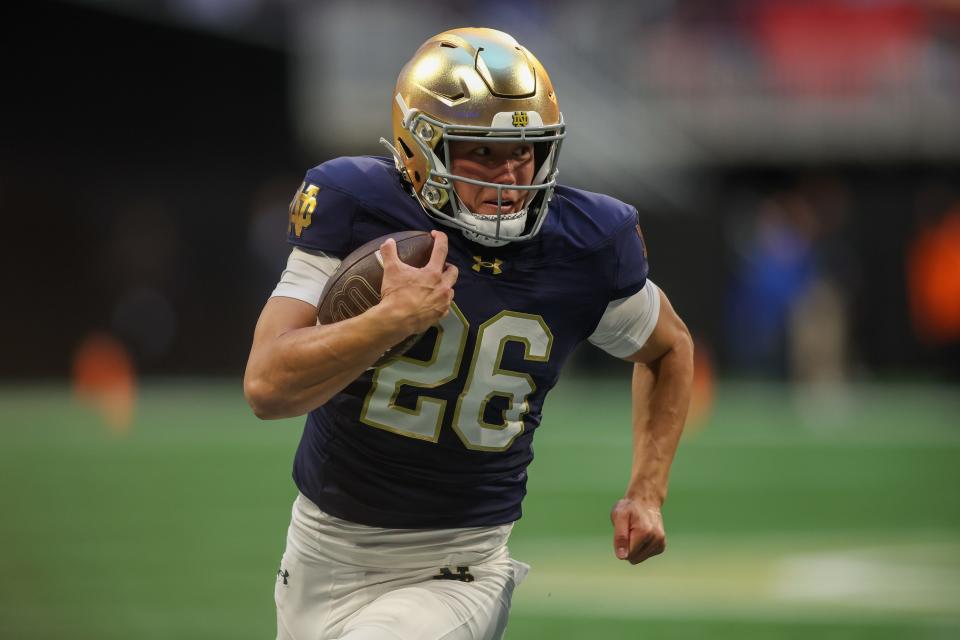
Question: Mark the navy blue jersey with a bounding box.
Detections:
[286,156,649,528]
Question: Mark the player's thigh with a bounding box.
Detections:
[275,529,370,640]
[336,559,525,640]
[274,535,332,640]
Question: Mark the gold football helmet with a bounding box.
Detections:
[381,28,565,246]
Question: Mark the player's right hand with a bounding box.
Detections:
[379,230,458,336]
[610,498,666,565]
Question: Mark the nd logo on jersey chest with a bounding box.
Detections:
[360,303,553,452]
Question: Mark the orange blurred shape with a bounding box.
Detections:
[72,333,136,434]
[907,209,960,344]
[686,338,715,435]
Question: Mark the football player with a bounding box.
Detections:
[244,28,693,640]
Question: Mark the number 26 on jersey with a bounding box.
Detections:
[360,303,553,452]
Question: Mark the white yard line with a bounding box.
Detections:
[509,535,960,622]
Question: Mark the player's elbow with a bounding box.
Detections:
[676,322,694,357]
[243,373,285,420]
[671,322,695,381]
[244,370,329,420]
[671,320,694,363]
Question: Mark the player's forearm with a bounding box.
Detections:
[625,335,693,506]
[245,302,413,419]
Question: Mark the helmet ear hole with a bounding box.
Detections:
[434,143,446,168]
[398,137,414,159]
[414,171,421,183]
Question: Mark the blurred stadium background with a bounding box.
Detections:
[2,0,959,638]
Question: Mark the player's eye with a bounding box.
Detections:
[514,145,532,159]
[472,146,491,157]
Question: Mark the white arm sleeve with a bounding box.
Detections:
[270,247,343,307]
[587,280,662,358]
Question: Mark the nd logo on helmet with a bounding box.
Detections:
[512,111,528,127]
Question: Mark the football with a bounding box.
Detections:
[317,230,434,365]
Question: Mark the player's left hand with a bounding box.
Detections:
[610,498,666,564]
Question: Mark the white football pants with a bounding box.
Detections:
[275,493,529,640]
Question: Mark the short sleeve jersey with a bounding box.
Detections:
[285,156,649,528]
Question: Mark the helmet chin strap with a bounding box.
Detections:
[379,137,405,173]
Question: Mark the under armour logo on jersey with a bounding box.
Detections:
[277,568,290,586]
[288,182,319,238]
[512,111,528,127]
[433,566,475,583]
[472,256,503,275]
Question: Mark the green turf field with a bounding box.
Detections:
[1,378,958,639]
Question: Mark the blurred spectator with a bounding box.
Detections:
[726,191,818,376]
[726,178,854,384]
[788,179,855,385]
